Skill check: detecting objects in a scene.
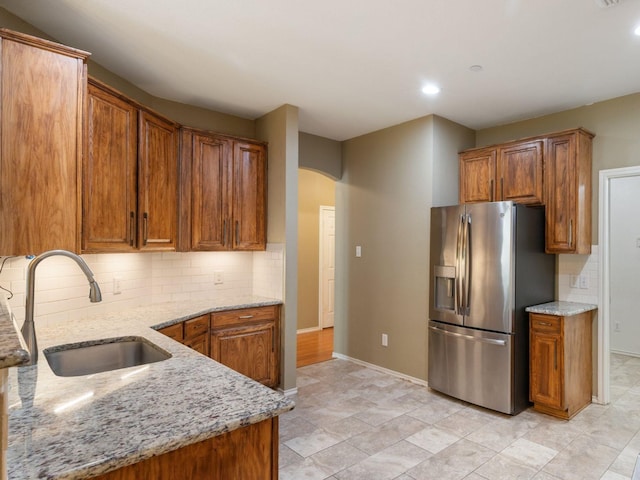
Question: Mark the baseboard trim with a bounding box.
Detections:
[611,348,640,359]
[296,326,321,334]
[332,353,429,387]
[279,386,298,397]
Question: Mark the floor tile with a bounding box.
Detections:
[405,425,461,454]
[335,441,431,480]
[407,438,495,480]
[346,415,428,455]
[284,428,345,458]
[474,453,538,480]
[541,434,620,480]
[500,438,557,470]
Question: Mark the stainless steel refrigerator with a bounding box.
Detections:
[428,201,555,415]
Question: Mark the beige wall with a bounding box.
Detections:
[476,93,640,245]
[297,169,336,331]
[335,115,473,380]
[256,104,299,392]
[299,132,342,180]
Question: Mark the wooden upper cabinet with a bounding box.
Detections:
[83,82,138,252]
[498,140,543,205]
[180,128,267,252]
[459,148,496,203]
[459,141,543,205]
[544,129,593,254]
[82,79,178,253]
[138,111,179,251]
[0,29,89,255]
[232,141,267,250]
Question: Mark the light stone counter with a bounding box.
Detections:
[5,295,294,480]
[525,301,597,317]
[0,297,30,369]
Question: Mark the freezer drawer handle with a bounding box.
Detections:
[429,325,507,346]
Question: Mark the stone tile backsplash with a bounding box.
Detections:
[557,245,599,305]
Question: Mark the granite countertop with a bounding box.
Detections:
[5,295,294,480]
[0,297,30,369]
[525,300,598,316]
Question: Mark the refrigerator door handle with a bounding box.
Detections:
[455,214,464,315]
[464,214,472,315]
[428,325,507,346]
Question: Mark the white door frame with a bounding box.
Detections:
[598,165,640,405]
[319,205,335,329]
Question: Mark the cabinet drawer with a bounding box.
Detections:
[211,306,278,327]
[159,323,183,341]
[530,314,561,334]
[184,314,209,339]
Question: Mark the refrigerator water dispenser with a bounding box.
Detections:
[434,265,455,311]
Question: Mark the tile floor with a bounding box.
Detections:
[279,353,640,479]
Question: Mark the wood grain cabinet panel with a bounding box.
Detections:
[529,311,593,419]
[459,148,496,203]
[210,306,280,388]
[179,128,267,252]
[90,417,278,480]
[82,79,179,253]
[0,29,89,255]
[459,141,543,205]
[544,129,594,254]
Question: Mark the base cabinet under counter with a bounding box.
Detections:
[89,417,278,480]
[529,309,593,419]
[157,305,280,388]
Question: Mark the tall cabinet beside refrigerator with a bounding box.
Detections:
[428,201,555,415]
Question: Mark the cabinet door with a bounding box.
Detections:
[459,149,496,204]
[0,33,87,255]
[232,141,267,250]
[211,322,276,387]
[83,83,138,252]
[191,133,233,250]
[530,327,563,410]
[138,111,178,251]
[184,334,210,356]
[498,141,543,205]
[545,134,577,253]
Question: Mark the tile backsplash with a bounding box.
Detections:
[1,244,284,328]
[557,245,599,305]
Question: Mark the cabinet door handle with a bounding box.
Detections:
[569,219,573,247]
[500,177,504,200]
[222,219,227,246]
[554,343,558,370]
[239,315,254,319]
[235,220,239,245]
[143,212,149,246]
[490,179,494,202]
[129,211,135,247]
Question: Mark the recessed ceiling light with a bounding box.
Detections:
[469,65,484,72]
[421,84,441,95]
[634,25,640,36]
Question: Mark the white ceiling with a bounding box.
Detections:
[1,0,639,140]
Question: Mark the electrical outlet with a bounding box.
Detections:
[615,322,621,332]
[579,274,589,289]
[113,276,122,295]
[214,270,224,285]
[570,275,579,288]
[381,333,388,347]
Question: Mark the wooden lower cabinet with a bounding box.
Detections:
[529,311,592,419]
[158,306,280,388]
[211,306,280,388]
[90,417,278,480]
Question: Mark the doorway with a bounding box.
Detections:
[599,165,640,404]
[297,169,336,367]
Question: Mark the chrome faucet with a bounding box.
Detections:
[21,250,102,365]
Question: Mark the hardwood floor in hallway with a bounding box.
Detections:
[297,327,334,367]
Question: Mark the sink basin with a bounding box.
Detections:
[44,336,172,377]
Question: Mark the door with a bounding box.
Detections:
[319,206,335,328]
[232,141,266,250]
[138,110,178,251]
[610,174,640,355]
[191,133,232,250]
[465,201,514,333]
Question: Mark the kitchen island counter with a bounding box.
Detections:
[525,300,597,317]
[5,295,293,480]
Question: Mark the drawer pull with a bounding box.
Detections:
[537,322,552,326]
[239,315,254,319]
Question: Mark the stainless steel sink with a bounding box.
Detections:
[44,336,171,377]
